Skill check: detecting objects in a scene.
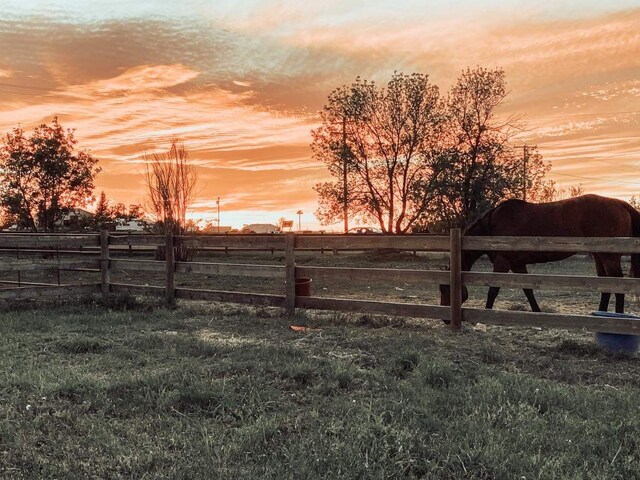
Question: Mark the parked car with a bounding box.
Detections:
[347,227,383,234]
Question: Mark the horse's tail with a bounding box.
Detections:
[623,203,640,278]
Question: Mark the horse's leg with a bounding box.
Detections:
[601,254,625,313]
[486,257,510,309]
[594,255,611,312]
[510,264,541,312]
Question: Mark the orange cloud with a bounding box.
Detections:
[80,64,200,94]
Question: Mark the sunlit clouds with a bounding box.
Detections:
[0,1,639,227]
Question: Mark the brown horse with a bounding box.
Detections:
[440,194,640,313]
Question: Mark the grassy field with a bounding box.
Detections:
[0,294,638,479]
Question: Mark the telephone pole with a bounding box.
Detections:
[216,197,220,231]
[514,144,534,201]
[523,145,528,201]
[342,115,349,233]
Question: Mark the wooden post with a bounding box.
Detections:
[100,228,110,297]
[165,231,175,305]
[449,228,462,330]
[285,232,296,315]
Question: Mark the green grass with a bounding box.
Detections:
[0,295,638,479]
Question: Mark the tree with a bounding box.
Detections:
[144,140,197,232]
[312,73,446,233]
[535,181,585,203]
[94,191,111,227]
[184,219,201,233]
[144,140,197,260]
[109,202,127,220]
[0,117,100,232]
[127,204,145,220]
[421,68,552,230]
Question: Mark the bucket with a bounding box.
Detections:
[591,311,640,354]
[295,278,312,297]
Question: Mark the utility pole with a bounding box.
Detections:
[514,144,534,201]
[216,196,220,232]
[342,115,349,233]
[523,145,528,201]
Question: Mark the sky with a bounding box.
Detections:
[0,0,639,229]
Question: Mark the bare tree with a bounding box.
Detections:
[144,140,196,232]
[144,140,197,260]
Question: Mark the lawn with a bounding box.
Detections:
[0,295,638,479]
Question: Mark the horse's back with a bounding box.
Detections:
[489,195,632,237]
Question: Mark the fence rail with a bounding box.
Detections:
[1,230,639,336]
[464,236,640,253]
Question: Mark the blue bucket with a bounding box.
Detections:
[591,312,640,354]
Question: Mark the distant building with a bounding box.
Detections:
[55,208,93,230]
[57,208,94,229]
[115,218,149,233]
[241,223,280,234]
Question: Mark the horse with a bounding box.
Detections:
[439,194,640,314]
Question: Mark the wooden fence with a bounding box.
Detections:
[0,230,639,335]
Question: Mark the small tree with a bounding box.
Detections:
[93,191,112,228]
[144,140,197,260]
[536,182,585,203]
[0,117,100,232]
[109,202,127,220]
[127,204,145,220]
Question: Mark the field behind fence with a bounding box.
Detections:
[0,231,639,335]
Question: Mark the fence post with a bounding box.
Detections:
[285,232,296,315]
[449,228,462,330]
[165,231,176,305]
[100,228,110,297]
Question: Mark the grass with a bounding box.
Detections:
[0,295,639,479]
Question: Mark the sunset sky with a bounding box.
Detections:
[1,1,639,229]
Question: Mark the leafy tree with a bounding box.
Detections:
[434,68,536,227]
[312,73,445,233]
[184,219,200,233]
[0,117,100,232]
[127,204,145,220]
[313,68,555,233]
[426,68,552,230]
[201,220,218,234]
[109,202,127,219]
[94,191,112,227]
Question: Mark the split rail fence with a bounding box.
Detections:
[0,230,639,335]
